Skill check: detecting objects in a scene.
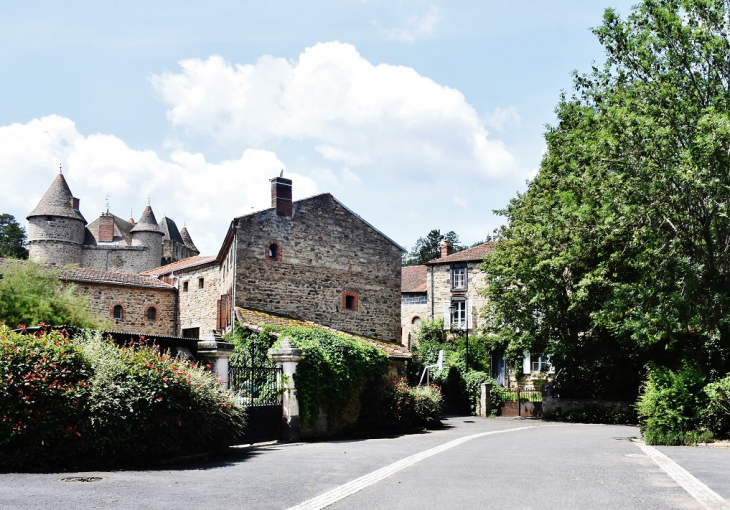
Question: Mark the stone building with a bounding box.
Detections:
[27,173,199,274]
[401,265,428,350]
[60,267,177,336]
[215,176,405,342]
[141,256,219,338]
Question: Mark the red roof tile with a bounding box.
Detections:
[427,242,495,264]
[141,256,217,275]
[402,265,427,293]
[60,267,174,290]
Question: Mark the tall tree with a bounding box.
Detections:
[482,0,730,398]
[0,214,28,259]
[404,230,464,266]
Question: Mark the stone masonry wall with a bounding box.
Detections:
[69,281,176,336]
[401,297,428,349]
[82,246,154,274]
[177,263,220,337]
[28,216,85,266]
[426,261,488,329]
[234,194,402,342]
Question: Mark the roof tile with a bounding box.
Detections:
[427,242,495,264]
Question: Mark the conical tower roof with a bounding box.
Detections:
[27,174,86,223]
[180,227,199,253]
[130,205,163,235]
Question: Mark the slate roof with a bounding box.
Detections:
[427,242,495,265]
[141,255,217,276]
[402,265,427,293]
[85,213,135,245]
[235,307,411,360]
[179,227,199,253]
[159,217,185,244]
[60,267,174,290]
[130,206,163,234]
[27,174,86,223]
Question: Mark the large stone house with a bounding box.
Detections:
[27,173,199,273]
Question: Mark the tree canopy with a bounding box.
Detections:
[482,0,730,398]
[404,229,464,266]
[0,214,28,260]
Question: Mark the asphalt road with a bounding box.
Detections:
[1,417,728,510]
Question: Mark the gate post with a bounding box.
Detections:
[479,382,492,417]
[197,330,235,388]
[269,338,304,442]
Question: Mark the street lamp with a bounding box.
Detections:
[449,303,469,373]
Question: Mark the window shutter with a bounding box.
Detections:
[523,350,531,375]
[443,302,451,329]
[216,299,221,330]
[467,299,473,329]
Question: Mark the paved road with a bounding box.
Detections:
[1,417,728,509]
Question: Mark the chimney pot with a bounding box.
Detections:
[440,240,452,258]
[270,176,293,218]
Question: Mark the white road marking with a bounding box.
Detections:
[287,426,540,510]
[633,440,730,510]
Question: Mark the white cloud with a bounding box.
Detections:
[0,115,317,255]
[150,41,516,182]
[484,105,521,132]
[374,6,442,43]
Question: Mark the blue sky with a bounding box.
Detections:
[0,1,637,255]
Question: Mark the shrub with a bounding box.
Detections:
[0,328,246,471]
[545,405,637,424]
[359,378,443,431]
[703,375,730,440]
[637,365,710,445]
[0,328,92,470]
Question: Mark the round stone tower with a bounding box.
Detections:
[26,173,87,266]
[130,205,164,271]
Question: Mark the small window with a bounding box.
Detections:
[266,242,280,261]
[198,278,204,289]
[345,295,355,309]
[113,305,123,320]
[452,266,467,290]
[342,291,359,312]
[183,281,189,293]
[147,307,157,321]
[412,316,421,325]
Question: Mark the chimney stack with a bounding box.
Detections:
[440,240,452,258]
[270,176,293,217]
[98,213,114,242]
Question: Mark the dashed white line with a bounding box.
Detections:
[287,425,540,510]
[633,440,730,510]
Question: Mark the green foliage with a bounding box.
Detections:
[703,375,730,439]
[0,328,246,471]
[359,378,443,431]
[546,405,637,425]
[403,229,464,266]
[0,328,92,470]
[0,261,110,330]
[482,0,730,399]
[637,365,710,445]
[0,214,28,260]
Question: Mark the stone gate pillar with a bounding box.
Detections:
[197,330,235,388]
[480,381,493,417]
[269,338,304,442]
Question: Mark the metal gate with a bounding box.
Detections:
[229,345,283,444]
[499,387,543,418]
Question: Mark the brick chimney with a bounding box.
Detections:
[440,240,452,258]
[270,176,293,217]
[98,213,114,242]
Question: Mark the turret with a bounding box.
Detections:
[131,205,164,271]
[26,173,87,266]
[180,227,200,256]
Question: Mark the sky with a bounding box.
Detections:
[0,0,638,256]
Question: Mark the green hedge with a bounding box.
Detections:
[359,378,443,431]
[0,328,246,471]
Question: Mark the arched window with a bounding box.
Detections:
[147,307,157,321]
[266,242,280,261]
[412,316,422,326]
[113,305,124,320]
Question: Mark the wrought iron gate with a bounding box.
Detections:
[229,345,283,443]
[499,387,543,418]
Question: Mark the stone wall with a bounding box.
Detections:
[542,397,634,416]
[177,263,220,337]
[27,216,85,266]
[69,281,176,336]
[426,261,488,328]
[234,194,402,342]
[81,245,154,274]
[401,295,428,349]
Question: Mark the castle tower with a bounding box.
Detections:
[180,227,200,256]
[26,173,87,266]
[130,205,164,271]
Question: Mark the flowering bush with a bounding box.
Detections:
[0,327,246,471]
[359,378,443,431]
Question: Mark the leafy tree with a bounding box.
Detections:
[0,261,109,329]
[404,229,464,266]
[482,0,730,398]
[0,214,28,259]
